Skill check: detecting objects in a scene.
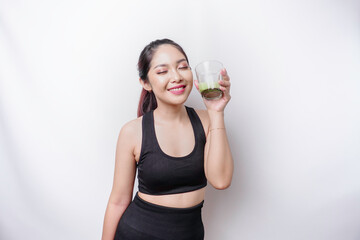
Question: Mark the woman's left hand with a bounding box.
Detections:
[194,68,231,112]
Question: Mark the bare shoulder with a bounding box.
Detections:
[117,116,143,154]
[194,109,210,137]
[120,116,142,136]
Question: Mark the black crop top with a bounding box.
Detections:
[137,106,207,195]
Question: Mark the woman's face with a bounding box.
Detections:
[144,44,193,106]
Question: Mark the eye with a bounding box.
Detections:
[157,70,168,75]
[179,65,189,70]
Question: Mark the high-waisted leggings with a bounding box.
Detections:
[114,192,205,240]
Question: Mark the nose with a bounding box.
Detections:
[170,69,182,82]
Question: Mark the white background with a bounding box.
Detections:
[1,0,359,239]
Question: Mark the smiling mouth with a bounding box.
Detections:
[168,86,185,92]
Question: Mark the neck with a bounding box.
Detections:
[154,103,187,123]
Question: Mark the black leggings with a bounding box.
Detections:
[114,192,205,240]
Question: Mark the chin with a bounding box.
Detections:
[171,97,188,106]
[166,95,189,106]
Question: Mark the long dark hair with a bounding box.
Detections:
[137,39,189,117]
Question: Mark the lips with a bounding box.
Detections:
[168,85,186,91]
[168,85,186,95]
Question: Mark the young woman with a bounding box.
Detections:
[102,39,233,240]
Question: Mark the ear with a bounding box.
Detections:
[139,78,152,92]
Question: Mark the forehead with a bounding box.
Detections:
[151,44,186,66]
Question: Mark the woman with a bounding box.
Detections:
[102,39,233,240]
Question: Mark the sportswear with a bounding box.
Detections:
[137,106,207,195]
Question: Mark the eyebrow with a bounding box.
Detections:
[153,58,187,69]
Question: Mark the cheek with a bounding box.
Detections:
[187,78,193,91]
[148,74,166,88]
[184,71,194,81]
[186,73,194,89]
[188,84,193,92]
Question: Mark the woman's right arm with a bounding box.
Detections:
[102,120,139,240]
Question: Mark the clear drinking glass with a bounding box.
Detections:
[195,60,223,100]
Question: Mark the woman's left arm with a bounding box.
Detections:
[195,68,234,189]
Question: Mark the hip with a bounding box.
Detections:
[115,192,205,240]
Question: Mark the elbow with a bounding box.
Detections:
[206,166,234,190]
[108,194,132,208]
[210,180,231,190]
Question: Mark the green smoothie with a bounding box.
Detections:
[198,82,222,100]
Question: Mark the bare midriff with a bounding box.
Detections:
[138,187,206,208]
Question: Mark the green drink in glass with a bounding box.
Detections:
[195,60,223,100]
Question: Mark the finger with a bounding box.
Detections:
[220,68,230,81]
[219,79,231,87]
[219,85,230,94]
[194,79,199,91]
[220,86,231,99]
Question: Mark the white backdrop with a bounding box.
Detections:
[1,0,359,239]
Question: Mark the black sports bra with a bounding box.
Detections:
[137,106,207,195]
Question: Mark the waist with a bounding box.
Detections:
[135,192,204,213]
[137,187,205,209]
